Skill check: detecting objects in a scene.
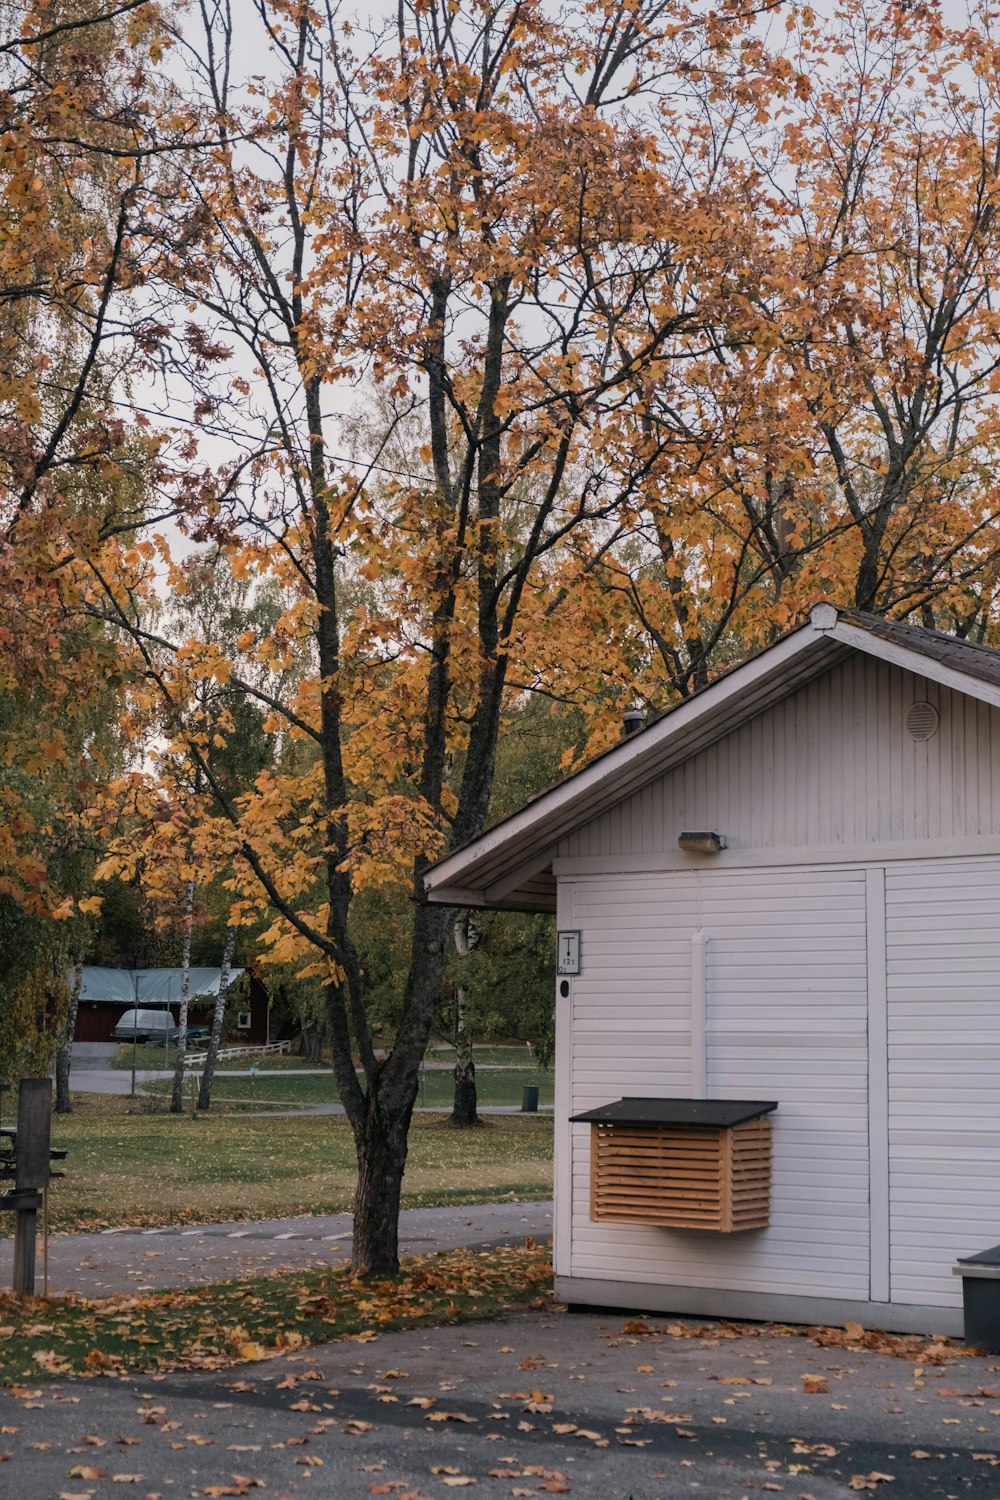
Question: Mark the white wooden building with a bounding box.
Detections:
[423,603,1000,1335]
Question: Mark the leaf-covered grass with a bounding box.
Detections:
[142,1065,554,1108]
[0,1242,553,1382]
[38,1097,553,1234]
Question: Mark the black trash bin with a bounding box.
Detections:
[521,1085,539,1113]
[954,1244,1000,1351]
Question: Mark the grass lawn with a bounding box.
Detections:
[142,1065,553,1109]
[40,1096,552,1234]
[425,1044,538,1067]
[0,1242,553,1382]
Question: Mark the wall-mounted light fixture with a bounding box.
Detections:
[678,831,726,854]
[622,703,645,737]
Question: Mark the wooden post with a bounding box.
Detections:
[12,1080,52,1297]
[12,1192,40,1296]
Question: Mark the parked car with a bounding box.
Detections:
[181,1025,211,1045]
[112,1008,176,1044]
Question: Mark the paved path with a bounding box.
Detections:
[0,1200,554,1298]
[6,1303,1000,1498]
[67,1050,553,1112]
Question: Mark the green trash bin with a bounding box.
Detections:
[521,1085,539,1113]
[955,1245,1000,1351]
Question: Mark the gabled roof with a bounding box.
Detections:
[422,603,1000,913]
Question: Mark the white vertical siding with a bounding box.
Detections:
[559,656,1000,861]
[567,872,698,1297]
[568,867,871,1300]
[568,874,697,1116]
[886,857,1000,1307]
[866,868,891,1303]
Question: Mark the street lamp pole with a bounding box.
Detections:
[165,976,173,1067]
[130,973,140,1099]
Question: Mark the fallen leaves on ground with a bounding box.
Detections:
[0,1243,552,1383]
[201,1480,264,1498]
[607,1315,976,1365]
[490,1466,571,1495]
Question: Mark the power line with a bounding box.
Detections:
[120,397,435,488]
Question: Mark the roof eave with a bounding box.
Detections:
[423,601,1000,913]
[424,614,836,907]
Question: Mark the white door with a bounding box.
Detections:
[566,866,871,1300]
[700,866,872,1300]
[886,857,1000,1308]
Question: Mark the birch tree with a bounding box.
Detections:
[197,923,237,1111]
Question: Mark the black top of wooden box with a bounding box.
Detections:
[570,1098,778,1128]
[957,1244,1000,1267]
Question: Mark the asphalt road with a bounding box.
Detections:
[5,1303,1000,1498]
[0,1200,555,1298]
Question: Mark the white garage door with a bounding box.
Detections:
[887,858,1000,1307]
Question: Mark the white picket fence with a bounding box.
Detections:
[184,1039,291,1070]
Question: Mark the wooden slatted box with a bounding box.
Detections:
[572,1098,776,1233]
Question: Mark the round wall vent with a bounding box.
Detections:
[906,701,939,742]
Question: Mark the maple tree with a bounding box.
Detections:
[576,1,1000,719]
[80,0,791,1274]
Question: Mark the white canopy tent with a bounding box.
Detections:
[76,967,243,1005]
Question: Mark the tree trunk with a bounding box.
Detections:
[197,924,236,1111]
[348,901,452,1275]
[170,878,196,1114]
[351,1096,413,1277]
[449,983,478,1126]
[451,1037,478,1127]
[302,1021,326,1065]
[450,913,479,1126]
[54,967,81,1115]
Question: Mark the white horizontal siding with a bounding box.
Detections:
[568,867,871,1301]
[559,657,1000,860]
[886,858,1000,1307]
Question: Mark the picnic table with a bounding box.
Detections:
[0,1121,65,1180]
